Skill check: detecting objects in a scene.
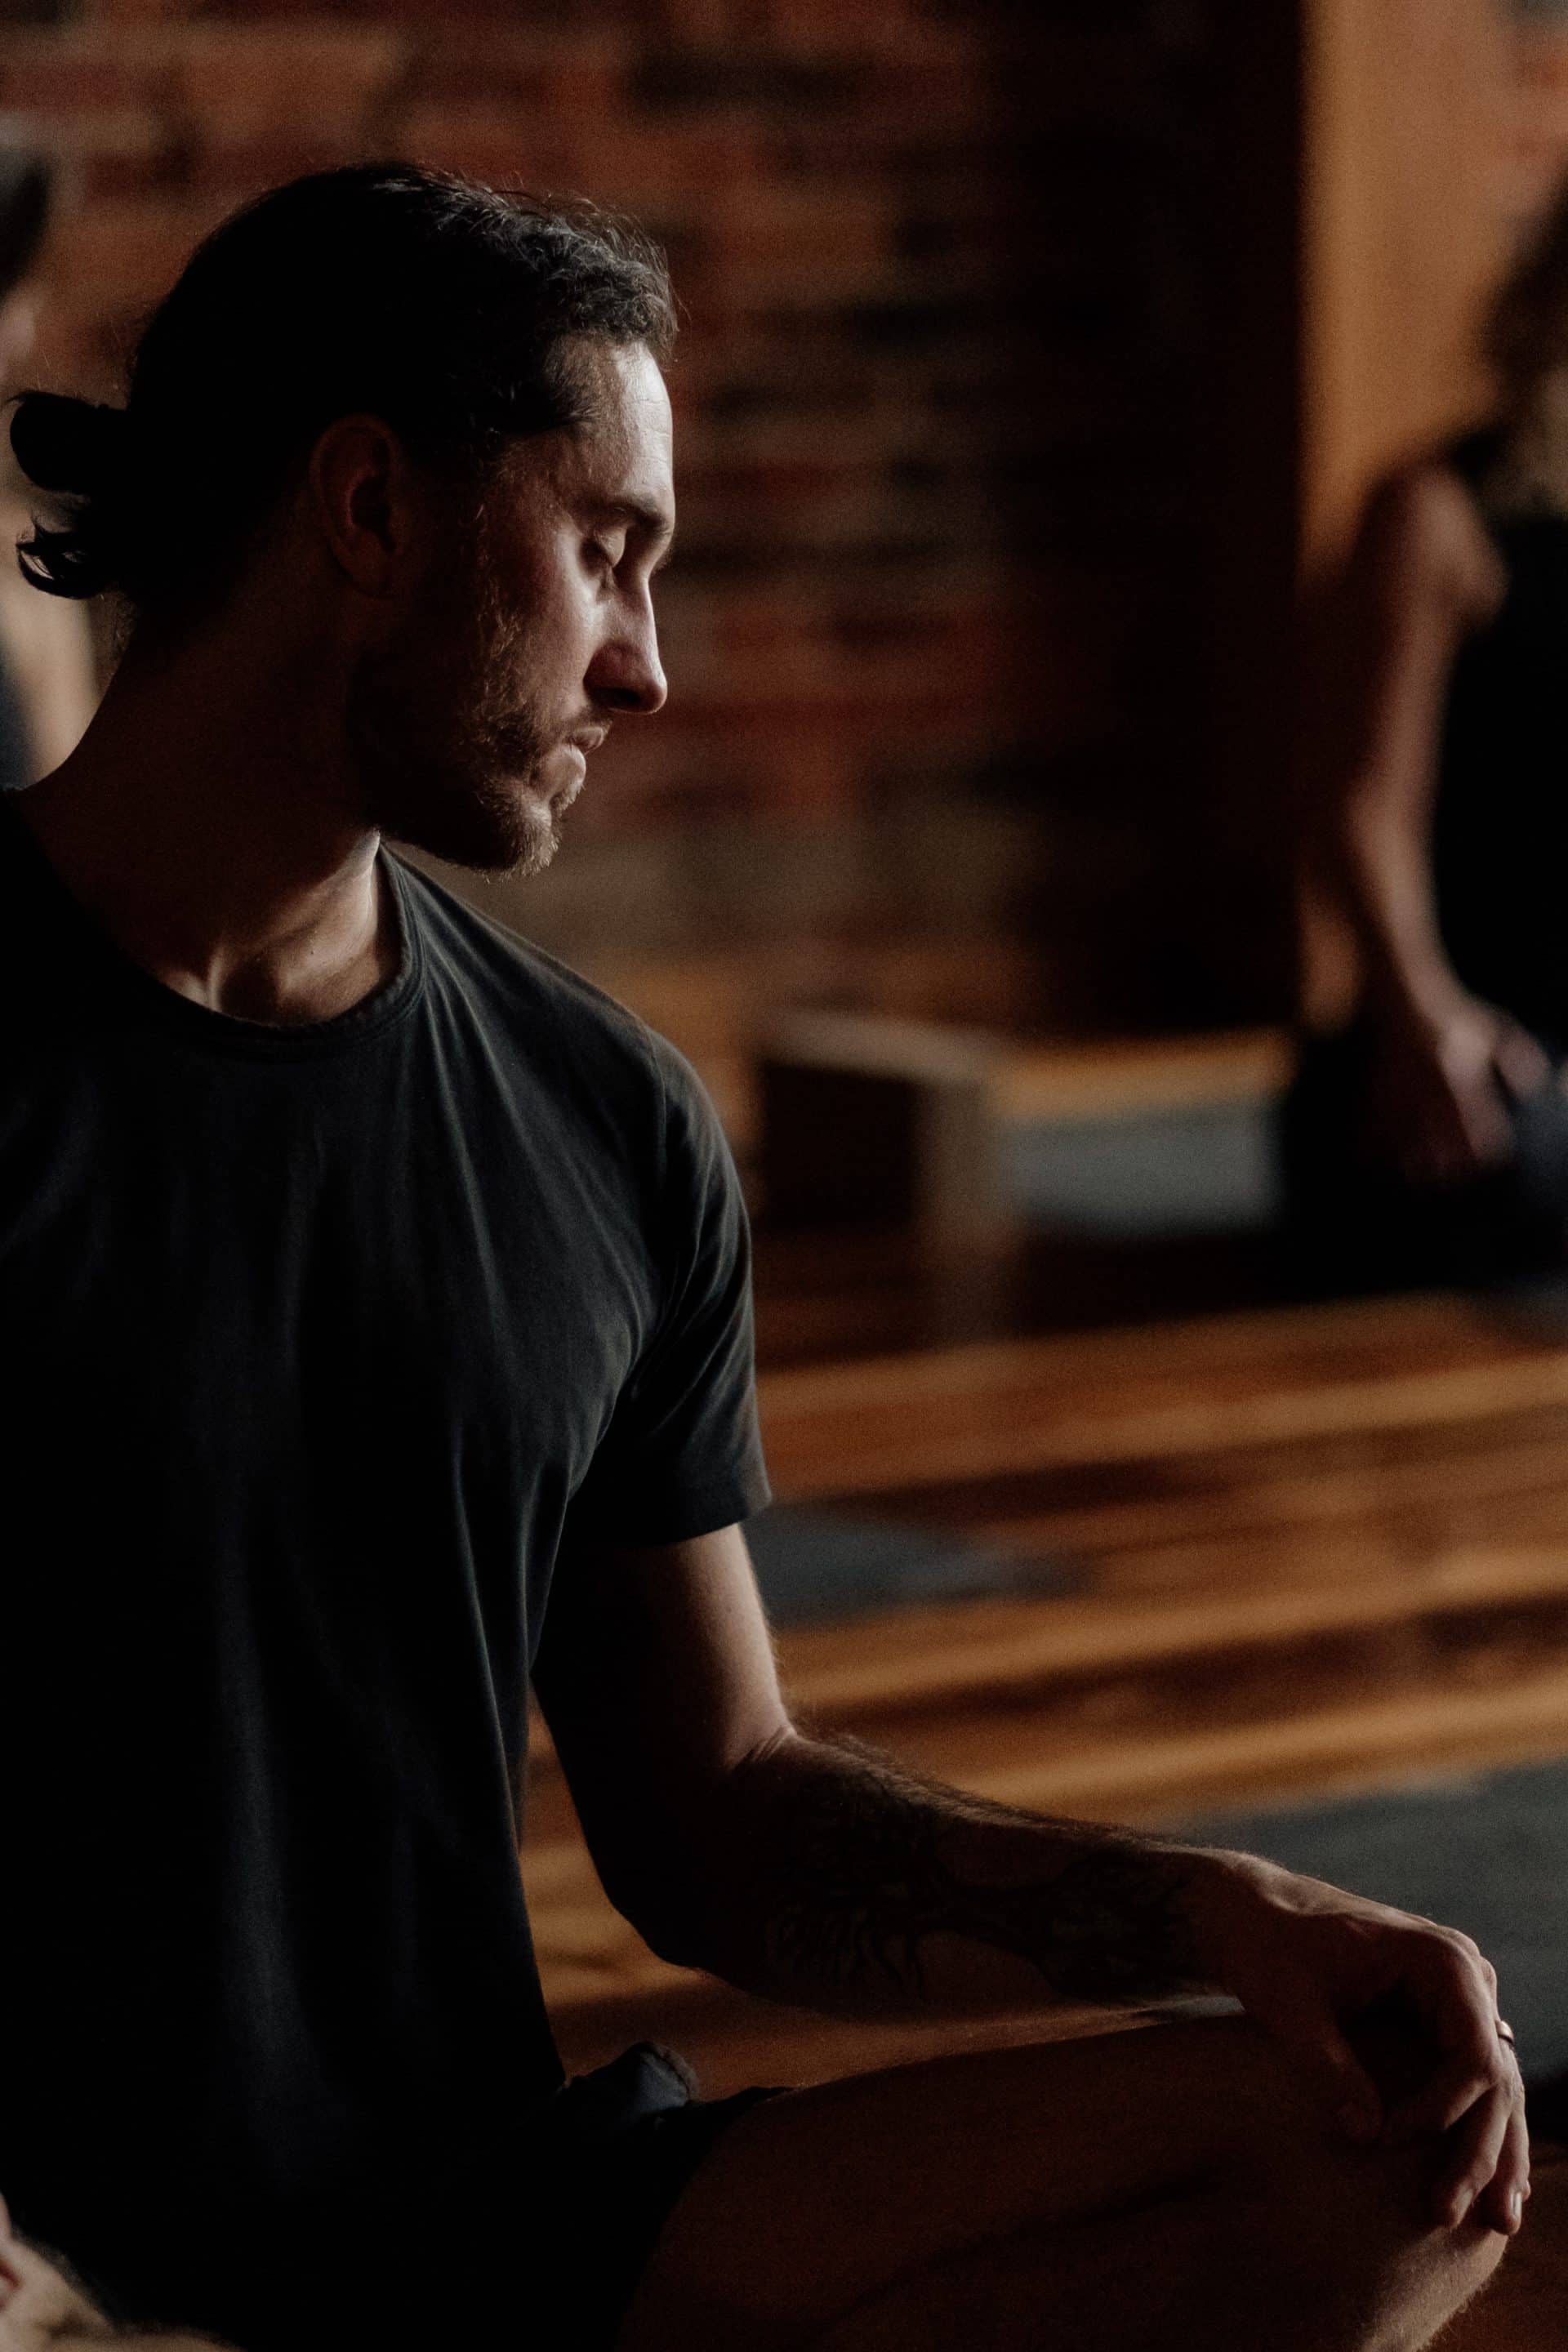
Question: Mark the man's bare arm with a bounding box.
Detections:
[537,1524,1213,2016]
[537,1524,1526,2233]
[675,1726,1206,2013]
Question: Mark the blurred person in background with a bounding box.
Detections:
[0,131,96,786]
[1282,177,1568,1291]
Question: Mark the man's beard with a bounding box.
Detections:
[345,536,581,878]
[367,715,572,878]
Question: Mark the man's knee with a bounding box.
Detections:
[1029,2013,1504,2323]
[1211,2014,1510,2350]
[1310,2198,1505,2352]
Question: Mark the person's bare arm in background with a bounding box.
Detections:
[0,2203,228,2352]
[1307,461,1547,1180]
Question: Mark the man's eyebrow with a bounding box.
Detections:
[586,496,676,553]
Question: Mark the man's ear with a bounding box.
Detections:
[305,413,424,598]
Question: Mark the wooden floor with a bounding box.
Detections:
[526,1284,1568,2091]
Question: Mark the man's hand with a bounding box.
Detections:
[1185,1849,1528,2236]
[0,2198,113,2347]
[0,2199,222,2352]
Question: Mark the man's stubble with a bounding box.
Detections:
[345,521,579,879]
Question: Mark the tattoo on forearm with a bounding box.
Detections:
[748,1736,1201,2007]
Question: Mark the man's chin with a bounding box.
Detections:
[377,779,567,880]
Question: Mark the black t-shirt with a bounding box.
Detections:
[0,796,770,2343]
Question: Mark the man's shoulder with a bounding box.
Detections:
[390,850,703,1119]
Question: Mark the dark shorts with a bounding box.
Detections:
[534,2042,784,2352]
[47,2045,780,2352]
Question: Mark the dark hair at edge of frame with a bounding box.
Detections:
[7,162,676,629]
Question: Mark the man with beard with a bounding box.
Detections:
[0,165,1528,2352]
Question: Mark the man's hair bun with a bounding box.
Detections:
[9,393,131,599]
[10,391,129,500]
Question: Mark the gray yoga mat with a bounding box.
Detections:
[1002,1100,1279,1238]
[744,1503,1071,1627]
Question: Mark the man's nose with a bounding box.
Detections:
[590,609,667,716]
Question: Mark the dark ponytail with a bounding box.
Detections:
[9,393,130,598]
[9,161,675,627]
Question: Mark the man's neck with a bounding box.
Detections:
[16,621,401,1027]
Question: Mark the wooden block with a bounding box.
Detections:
[997,1027,1292,1125]
[757,1008,1004,1241]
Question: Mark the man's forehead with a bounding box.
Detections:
[575,345,674,518]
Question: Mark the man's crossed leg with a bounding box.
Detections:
[618,2011,1512,2352]
[0,2011,1536,2352]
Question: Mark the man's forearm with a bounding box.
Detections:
[665,1730,1223,2018]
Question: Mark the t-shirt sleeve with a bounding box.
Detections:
[562,1036,772,1547]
